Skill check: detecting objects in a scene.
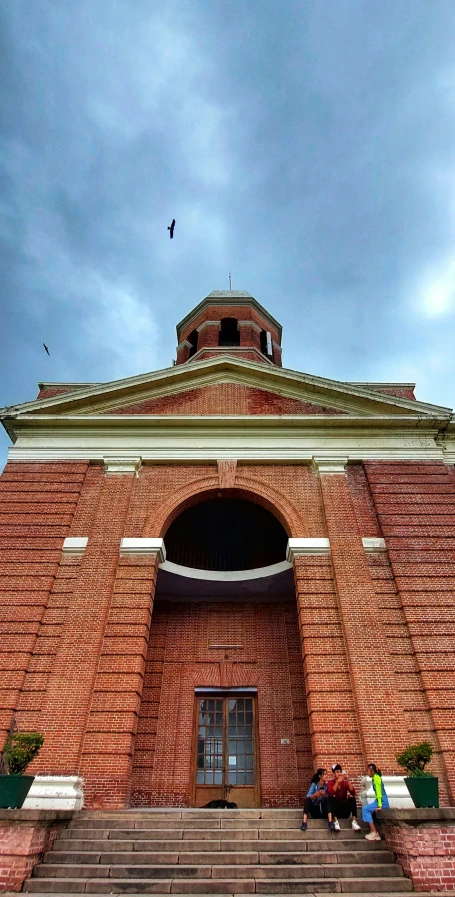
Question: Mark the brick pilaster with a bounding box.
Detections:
[36,471,136,773]
[314,457,407,771]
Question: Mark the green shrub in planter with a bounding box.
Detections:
[0,731,44,809]
[396,741,439,808]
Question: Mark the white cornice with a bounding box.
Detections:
[5,416,452,463]
[3,356,450,420]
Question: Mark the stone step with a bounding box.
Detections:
[44,849,395,866]
[24,877,414,894]
[52,838,386,853]
[33,863,404,881]
[75,810,303,820]
[60,826,367,841]
[68,818,320,831]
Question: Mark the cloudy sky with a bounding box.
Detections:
[2,0,455,461]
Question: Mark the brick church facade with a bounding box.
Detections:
[1,289,455,811]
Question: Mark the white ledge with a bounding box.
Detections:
[362,537,387,552]
[62,537,88,555]
[104,456,142,474]
[120,537,166,562]
[287,538,330,560]
[312,455,348,474]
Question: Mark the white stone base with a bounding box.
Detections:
[360,775,414,809]
[22,775,84,810]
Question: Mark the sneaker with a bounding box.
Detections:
[300,821,307,831]
[333,819,341,831]
[365,831,381,841]
[351,819,361,831]
[328,821,336,831]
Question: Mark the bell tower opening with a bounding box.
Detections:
[219,317,240,347]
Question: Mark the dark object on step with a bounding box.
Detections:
[201,799,238,808]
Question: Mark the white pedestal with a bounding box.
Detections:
[22,775,84,810]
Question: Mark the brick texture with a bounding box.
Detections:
[103,383,344,416]
[0,816,68,892]
[130,599,312,808]
[0,454,454,809]
[364,461,455,803]
[382,820,455,891]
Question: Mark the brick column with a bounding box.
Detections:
[289,539,365,774]
[36,462,138,774]
[79,538,163,808]
[313,456,407,771]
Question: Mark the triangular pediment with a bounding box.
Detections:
[1,356,452,422]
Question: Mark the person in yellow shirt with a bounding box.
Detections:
[362,763,390,841]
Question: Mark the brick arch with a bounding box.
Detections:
[143,473,304,538]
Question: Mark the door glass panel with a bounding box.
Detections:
[196,696,255,791]
[197,698,224,784]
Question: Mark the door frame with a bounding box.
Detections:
[190,687,261,807]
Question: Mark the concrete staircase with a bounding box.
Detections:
[24,808,412,895]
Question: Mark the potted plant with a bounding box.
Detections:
[396,741,439,808]
[0,731,44,809]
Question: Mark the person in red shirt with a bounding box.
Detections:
[327,763,361,831]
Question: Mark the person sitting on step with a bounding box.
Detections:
[362,762,390,840]
[327,763,361,831]
[301,768,335,832]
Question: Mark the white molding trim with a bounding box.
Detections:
[103,456,142,475]
[238,320,262,332]
[196,320,221,332]
[312,455,348,474]
[22,775,84,810]
[6,417,451,464]
[120,537,166,563]
[360,775,414,809]
[160,559,291,581]
[287,538,330,560]
[362,537,387,553]
[62,537,88,555]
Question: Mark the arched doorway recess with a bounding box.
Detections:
[131,490,312,808]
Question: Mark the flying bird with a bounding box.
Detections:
[43,343,50,356]
[168,219,175,239]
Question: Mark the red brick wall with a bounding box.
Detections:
[104,384,344,416]
[381,818,455,891]
[0,814,69,892]
[364,461,455,803]
[1,457,455,809]
[0,462,89,751]
[131,598,312,808]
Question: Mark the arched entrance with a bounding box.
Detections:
[131,493,312,808]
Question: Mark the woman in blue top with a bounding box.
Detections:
[301,768,335,832]
[362,763,390,840]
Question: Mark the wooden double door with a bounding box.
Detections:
[193,694,259,808]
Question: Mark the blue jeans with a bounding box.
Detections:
[362,795,390,824]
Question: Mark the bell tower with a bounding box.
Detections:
[175,290,282,366]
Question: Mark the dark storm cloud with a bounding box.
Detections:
[2,0,455,461]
